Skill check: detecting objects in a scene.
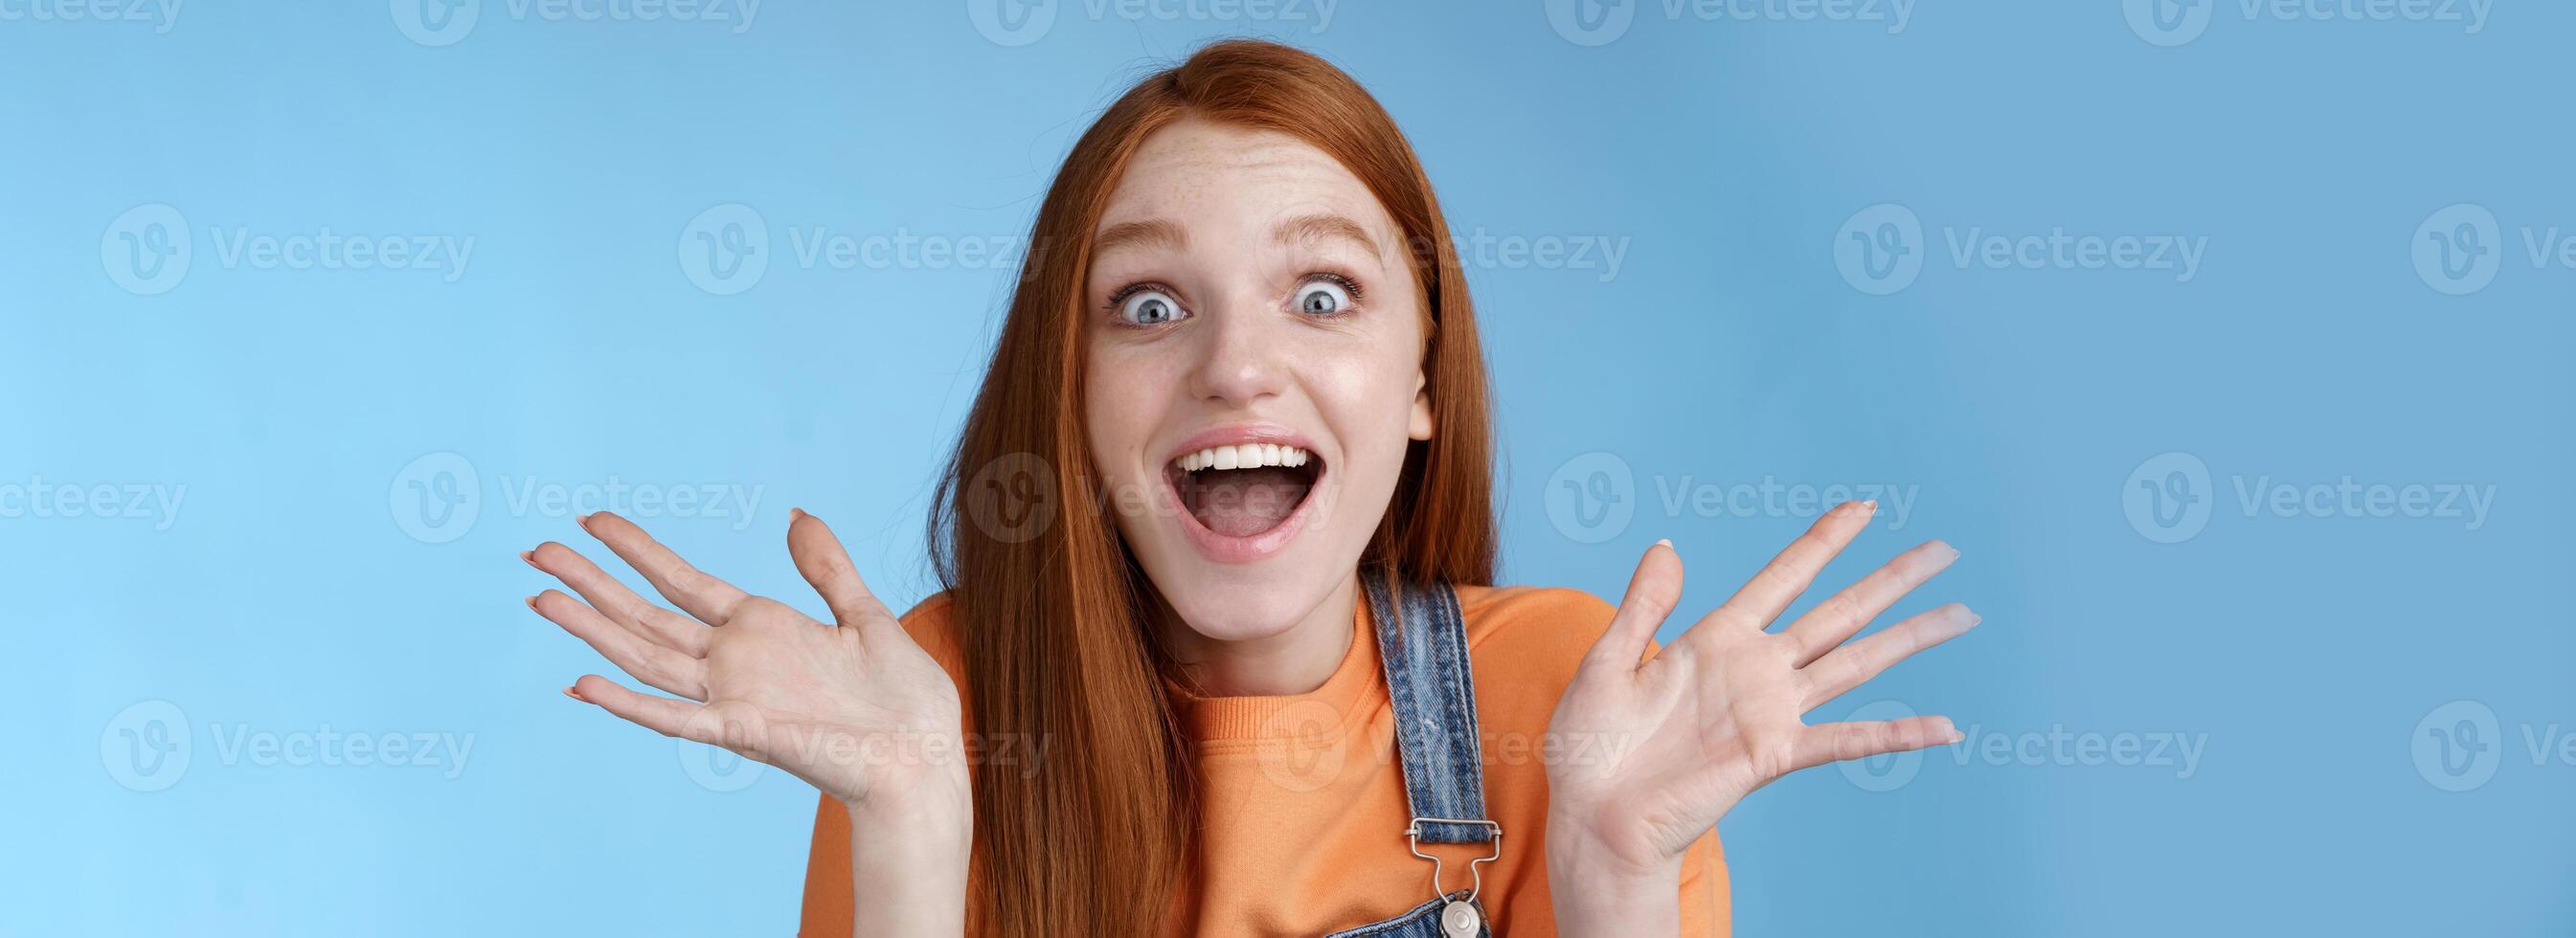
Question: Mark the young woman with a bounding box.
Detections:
[522,40,1977,937]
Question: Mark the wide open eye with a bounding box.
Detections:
[1117,288,1186,326]
[1294,277,1352,317]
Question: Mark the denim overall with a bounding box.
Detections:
[1321,575,1499,938]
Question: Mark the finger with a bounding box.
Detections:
[531,590,709,700]
[1706,501,1876,636]
[786,508,892,637]
[580,511,750,625]
[570,675,723,745]
[527,541,712,658]
[1780,540,1959,666]
[1791,715,1961,773]
[1584,539,1683,672]
[1798,603,1979,707]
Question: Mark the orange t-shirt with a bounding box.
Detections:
[799,584,1729,937]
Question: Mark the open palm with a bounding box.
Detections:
[523,509,965,812]
[1545,501,1978,874]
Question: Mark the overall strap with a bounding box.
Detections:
[1363,572,1495,846]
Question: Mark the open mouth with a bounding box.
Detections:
[1164,442,1324,539]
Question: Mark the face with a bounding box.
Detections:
[1082,117,1433,644]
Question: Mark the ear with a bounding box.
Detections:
[1409,368,1435,441]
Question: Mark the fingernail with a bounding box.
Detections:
[520,549,542,571]
[524,594,541,614]
[1861,499,1878,511]
[576,512,597,530]
[790,507,809,522]
[1653,538,1671,548]
[563,685,587,704]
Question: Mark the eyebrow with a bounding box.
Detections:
[1272,212,1381,257]
[1089,213,1384,258]
[1093,218,1186,256]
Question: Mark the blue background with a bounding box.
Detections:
[8,1,2569,934]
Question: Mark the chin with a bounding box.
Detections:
[1157,570,1329,642]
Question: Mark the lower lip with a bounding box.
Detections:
[1164,466,1322,565]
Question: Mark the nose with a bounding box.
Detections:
[1184,293,1288,409]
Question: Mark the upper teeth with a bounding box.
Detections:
[1176,443,1310,472]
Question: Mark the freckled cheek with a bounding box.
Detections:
[1297,344,1419,467]
[1082,346,1186,481]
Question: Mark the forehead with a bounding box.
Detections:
[1096,118,1398,242]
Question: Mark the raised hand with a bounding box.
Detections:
[522,509,966,814]
[1543,501,1977,927]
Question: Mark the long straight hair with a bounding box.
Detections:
[928,38,1497,936]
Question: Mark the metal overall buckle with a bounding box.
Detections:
[1405,817,1501,938]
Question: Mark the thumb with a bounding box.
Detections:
[1587,539,1683,672]
[786,508,890,635]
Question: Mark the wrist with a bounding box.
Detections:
[1545,810,1684,937]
